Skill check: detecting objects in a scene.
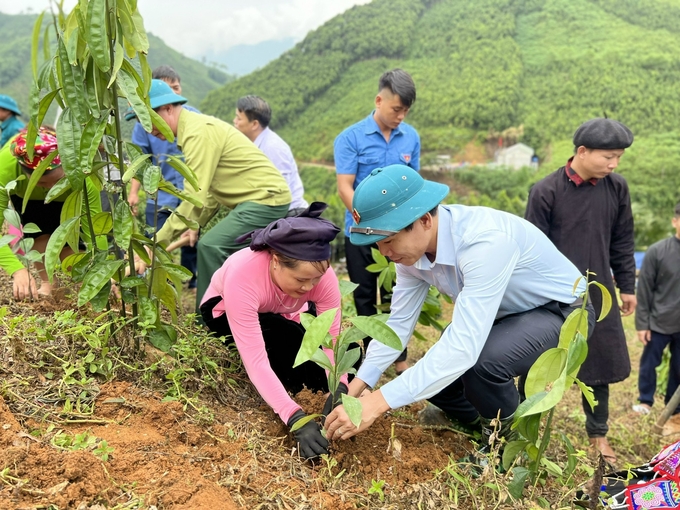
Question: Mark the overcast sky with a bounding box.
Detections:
[2,0,371,58]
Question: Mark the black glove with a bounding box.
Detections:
[322,382,349,417]
[287,409,329,459]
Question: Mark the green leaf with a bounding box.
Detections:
[121,154,152,183]
[310,349,333,372]
[56,109,85,191]
[78,260,125,307]
[289,413,322,433]
[540,457,563,476]
[45,176,72,203]
[142,164,161,195]
[57,38,88,124]
[577,379,598,411]
[0,234,17,249]
[118,68,151,132]
[507,467,530,500]
[163,263,193,281]
[91,212,113,235]
[589,280,612,322]
[108,41,125,87]
[341,394,363,428]
[558,308,589,349]
[514,391,547,420]
[156,182,202,208]
[86,0,111,72]
[60,189,82,251]
[61,252,87,276]
[166,155,198,191]
[21,223,41,234]
[524,348,567,397]
[79,115,109,173]
[139,296,158,324]
[34,89,61,138]
[502,440,530,471]
[170,211,200,230]
[3,208,21,229]
[113,199,134,249]
[294,308,339,367]
[370,247,388,267]
[120,276,146,289]
[566,332,588,378]
[44,217,79,282]
[338,279,359,298]
[31,11,45,80]
[21,150,59,213]
[336,347,361,376]
[349,316,402,351]
[90,281,111,312]
[149,324,177,352]
[514,413,541,443]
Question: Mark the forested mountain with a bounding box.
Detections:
[202,0,680,162]
[0,11,231,117]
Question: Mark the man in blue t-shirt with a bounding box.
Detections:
[128,66,199,288]
[334,69,421,374]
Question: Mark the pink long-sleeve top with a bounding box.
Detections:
[201,248,344,424]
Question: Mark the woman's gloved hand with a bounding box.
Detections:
[287,409,329,459]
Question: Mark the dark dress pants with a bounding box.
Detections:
[200,297,328,394]
[637,330,680,411]
[429,301,596,423]
[345,238,407,363]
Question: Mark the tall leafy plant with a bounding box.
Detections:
[28,0,200,350]
[291,280,402,430]
[503,273,612,492]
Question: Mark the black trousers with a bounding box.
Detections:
[200,297,328,394]
[582,384,610,438]
[345,238,407,363]
[429,300,597,423]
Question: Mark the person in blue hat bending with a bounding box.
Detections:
[0,95,25,148]
[324,165,595,453]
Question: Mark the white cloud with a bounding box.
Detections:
[1,0,371,57]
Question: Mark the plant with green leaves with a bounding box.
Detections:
[367,247,451,340]
[502,272,612,491]
[290,280,402,432]
[0,179,45,297]
[28,0,201,350]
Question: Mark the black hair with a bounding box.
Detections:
[403,206,439,232]
[236,95,272,128]
[378,69,416,108]
[675,201,680,217]
[152,65,181,83]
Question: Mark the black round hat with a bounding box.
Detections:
[573,118,633,150]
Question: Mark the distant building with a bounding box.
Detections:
[494,143,538,170]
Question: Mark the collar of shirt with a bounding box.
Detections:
[565,157,598,186]
[363,111,403,137]
[411,206,458,271]
[0,115,19,130]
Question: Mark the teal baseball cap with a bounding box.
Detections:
[125,79,187,121]
[0,95,21,116]
[349,165,449,246]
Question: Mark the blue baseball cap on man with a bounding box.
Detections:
[0,95,21,116]
[124,79,187,121]
[349,165,450,245]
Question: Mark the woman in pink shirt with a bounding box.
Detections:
[200,203,344,459]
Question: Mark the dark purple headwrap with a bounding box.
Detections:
[236,202,340,261]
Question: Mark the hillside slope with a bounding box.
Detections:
[201,0,680,163]
[0,11,230,117]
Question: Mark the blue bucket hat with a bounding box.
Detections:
[349,165,450,246]
[0,95,21,116]
[125,79,187,121]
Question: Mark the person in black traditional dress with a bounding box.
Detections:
[525,118,637,466]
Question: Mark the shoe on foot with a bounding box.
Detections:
[589,436,617,466]
[418,404,481,437]
[632,403,651,415]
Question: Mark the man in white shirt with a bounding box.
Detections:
[325,165,595,447]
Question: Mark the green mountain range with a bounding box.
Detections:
[202,0,680,163]
[0,11,230,117]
